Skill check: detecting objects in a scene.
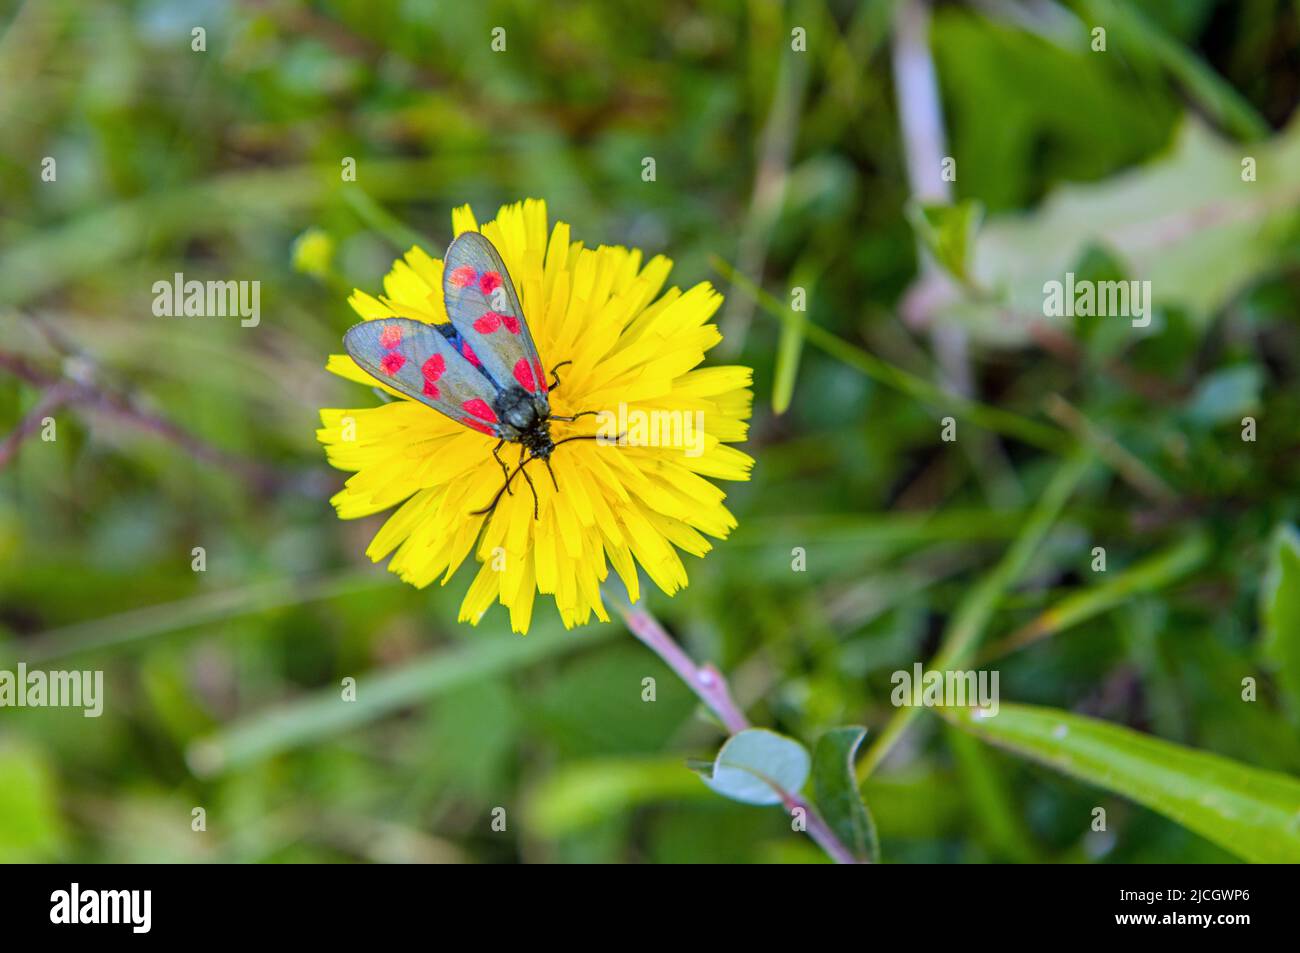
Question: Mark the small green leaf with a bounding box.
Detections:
[0,742,64,862]
[1263,524,1300,720]
[699,728,811,806]
[906,199,984,284]
[812,727,880,863]
[1184,365,1262,427]
[945,702,1300,863]
[772,261,819,415]
[772,316,805,415]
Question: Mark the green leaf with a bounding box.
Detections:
[1184,365,1263,428]
[699,728,811,806]
[937,118,1300,346]
[772,314,805,415]
[907,200,984,284]
[945,702,1300,863]
[772,260,820,415]
[1079,0,1270,141]
[812,727,879,863]
[1262,525,1300,720]
[0,742,65,862]
[932,10,1180,212]
[525,757,708,837]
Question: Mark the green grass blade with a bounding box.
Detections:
[714,256,1067,452]
[1263,524,1300,721]
[187,623,616,777]
[772,315,805,415]
[15,570,388,665]
[943,702,1300,863]
[858,447,1094,779]
[979,532,1211,662]
[1084,0,1271,141]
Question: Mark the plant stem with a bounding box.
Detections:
[0,346,303,493]
[1043,394,1176,503]
[612,593,862,865]
[341,188,433,252]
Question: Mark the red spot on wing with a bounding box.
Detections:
[379,324,402,349]
[535,358,548,393]
[449,265,477,288]
[463,418,495,435]
[513,357,537,392]
[380,352,406,376]
[422,354,445,382]
[479,271,503,295]
[462,342,481,367]
[423,380,440,399]
[472,311,519,335]
[462,398,498,423]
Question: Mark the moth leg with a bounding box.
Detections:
[547,360,573,392]
[518,450,540,520]
[471,453,531,518]
[492,439,513,495]
[471,475,509,520]
[543,458,559,492]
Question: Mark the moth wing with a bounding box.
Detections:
[343,318,505,437]
[441,231,549,401]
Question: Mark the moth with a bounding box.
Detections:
[343,231,600,520]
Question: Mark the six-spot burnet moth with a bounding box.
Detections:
[343,231,603,520]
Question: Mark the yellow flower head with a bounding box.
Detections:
[317,199,753,633]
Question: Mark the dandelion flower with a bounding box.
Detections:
[317,199,753,633]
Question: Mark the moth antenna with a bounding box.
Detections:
[549,409,600,423]
[547,360,574,392]
[552,431,626,450]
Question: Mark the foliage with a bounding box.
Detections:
[2,0,1300,863]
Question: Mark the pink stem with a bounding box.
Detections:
[617,597,862,865]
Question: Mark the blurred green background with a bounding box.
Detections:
[3,0,1300,863]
